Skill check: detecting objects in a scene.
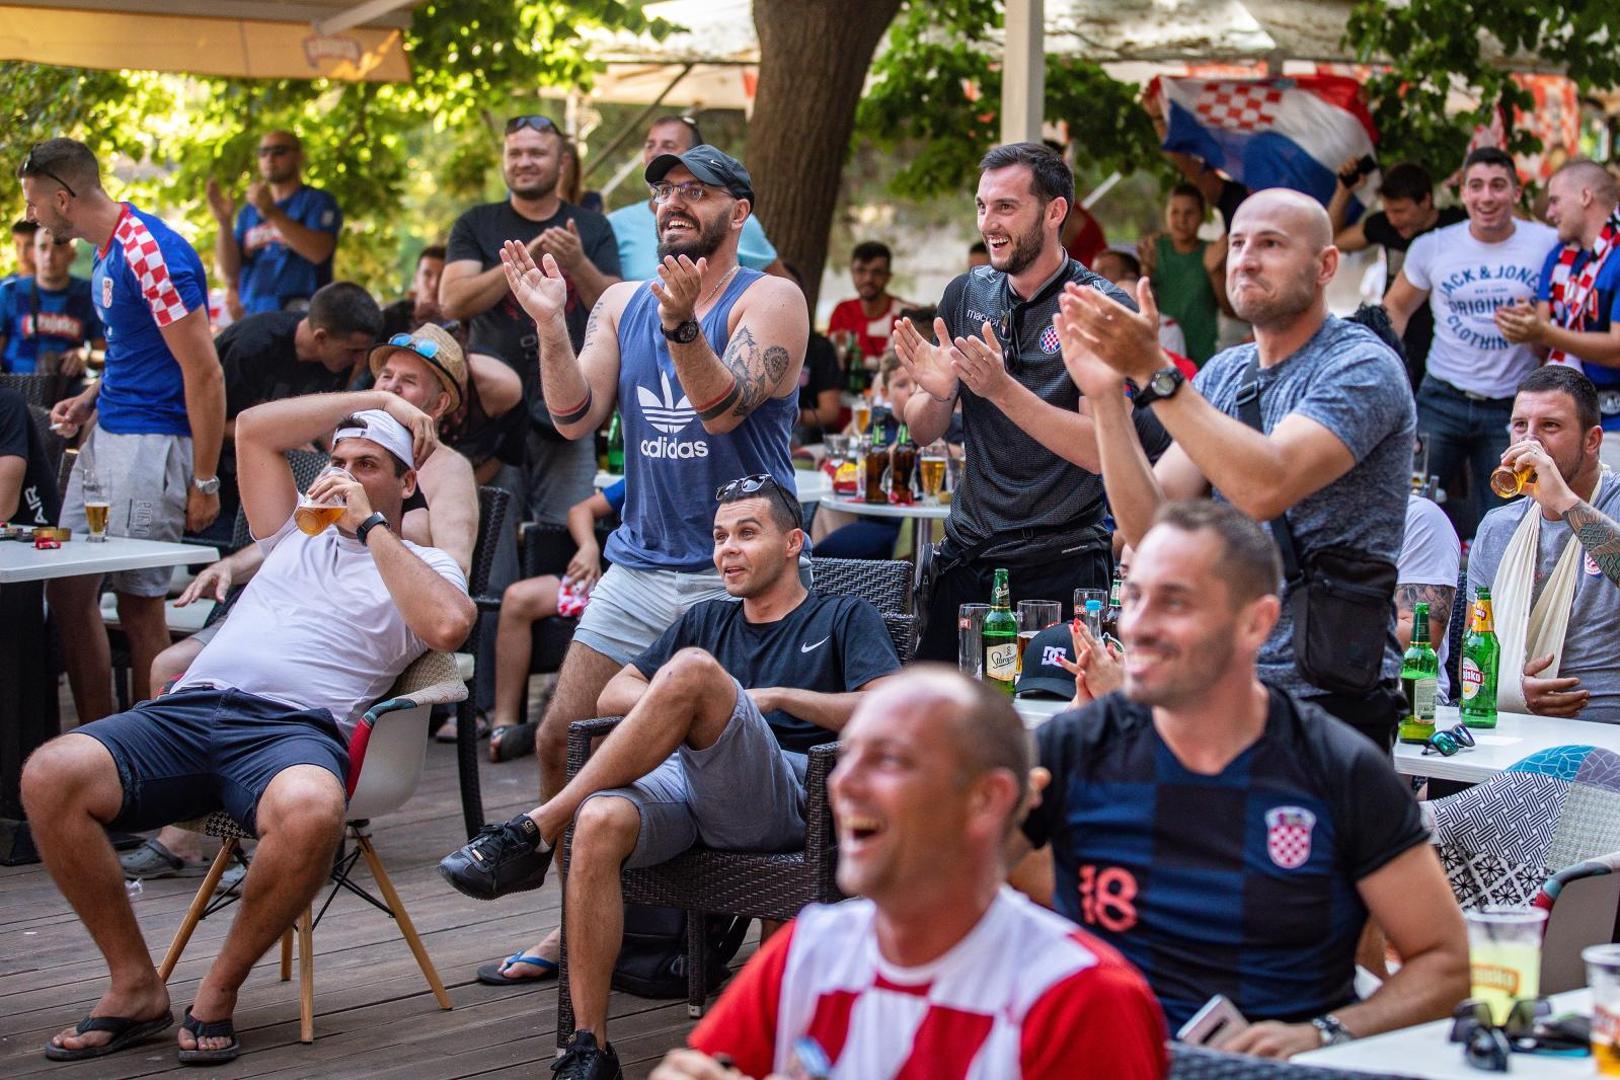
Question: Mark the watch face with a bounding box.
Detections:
[1151,370,1182,397]
[666,319,699,344]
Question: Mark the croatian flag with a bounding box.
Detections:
[1153,74,1379,211]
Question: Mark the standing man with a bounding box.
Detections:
[22,137,226,722]
[1496,160,1620,469]
[1329,161,1466,388]
[0,223,104,375]
[1383,147,1558,540]
[6,219,38,283]
[451,143,806,985]
[1056,188,1415,747]
[827,241,908,362]
[380,245,447,339]
[1140,183,1223,365]
[893,142,1169,662]
[440,114,621,526]
[207,131,341,316]
[607,116,784,281]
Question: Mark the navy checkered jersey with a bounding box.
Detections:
[1023,686,1426,1031]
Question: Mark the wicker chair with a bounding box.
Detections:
[1169,1044,1418,1078]
[0,371,75,408]
[26,403,69,496]
[808,555,912,613]
[453,485,512,837]
[1445,567,1468,696]
[555,613,916,1039]
[156,651,467,1043]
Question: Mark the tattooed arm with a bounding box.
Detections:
[1395,582,1455,651]
[1563,501,1620,588]
[663,274,809,436]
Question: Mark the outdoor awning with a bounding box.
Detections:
[0,0,420,82]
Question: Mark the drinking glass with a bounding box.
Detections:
[1016,600,1062,675]
[1586,943,1620,1074]
[1073,587,1107,623]
[851,399,873,436]
[1466,906,1546,1025]
[920,441,948,505]
[81,468,110,543]
[958,603,990,679]
[295,466,356,536]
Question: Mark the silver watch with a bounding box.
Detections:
[192,475,221,496]
[1312,1014,1353,1047]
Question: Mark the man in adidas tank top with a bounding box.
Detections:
[439,146,809,987]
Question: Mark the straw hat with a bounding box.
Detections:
[368,322,466,413]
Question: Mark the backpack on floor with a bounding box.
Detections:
[612,903,750,999]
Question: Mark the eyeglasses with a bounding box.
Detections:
[1422,723,1478,757]
[506,115,560,135]
[387,332,440,359]
[257,145,296,158]
[650,181,711,205]
[20,146,76,199]
[715,474,800,528]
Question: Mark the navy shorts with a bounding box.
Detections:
[75,687,350,835]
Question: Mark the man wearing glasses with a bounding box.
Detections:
[20,137,226,723]
[206,131,341,316]
[440,114,621,527]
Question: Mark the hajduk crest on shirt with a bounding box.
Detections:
[1152,74,1379,215]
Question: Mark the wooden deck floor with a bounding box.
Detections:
[0,724,724,1079]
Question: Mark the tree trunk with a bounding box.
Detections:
[748,0,902,315]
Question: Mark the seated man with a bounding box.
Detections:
[654,668,1168,1080]
[438,475,900,1076]
[21,407,473,1065]
[1016,500,1468,1058]
[1470,365,1620,721]
[0,384,60,526]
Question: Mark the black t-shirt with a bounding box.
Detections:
[446,200,620,427]
[0,387,59,526]
[1362,205,1467,373]
[1022,687,1427,1030]
[217,311,352,419]
[798,332,841,412]
[632,593,900,753]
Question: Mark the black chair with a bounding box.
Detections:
[458,484,513,836]
[809,556,912,613]
[25,404,70,500]
[0,371,74,409]
[1169,1044,1419,1079]
[556,613,916,1038]
[1447,567,1469,698]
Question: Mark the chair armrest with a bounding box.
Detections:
[566,716,624,780]
[1539,852,1620,910]
[803,743,839,845]
[473,593,504,614]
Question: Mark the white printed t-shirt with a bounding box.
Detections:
[1403,218,1558,399]
[175,515,467,738]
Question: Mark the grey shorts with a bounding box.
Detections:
[572,563,729,666]
[585,677,809,868]
[60,426,192,597]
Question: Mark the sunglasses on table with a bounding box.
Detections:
[386,332,440,359]
[1421,723,1477,757]
[506,115,560,135]
[20,146,76,199]
[1449,998,1588,1070]
[715,474,801,527]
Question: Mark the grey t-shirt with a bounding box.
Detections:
[1194,316,1417,697]
[1468,473,1620,724]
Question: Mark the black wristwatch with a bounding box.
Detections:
[356,512,390,547]
[1131,365,1186,407]
[661,318,700,344]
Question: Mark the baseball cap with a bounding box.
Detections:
[368,323,466,413]
[644,144,755,205]
[333,409,415,471]
[1015,622,1077,699]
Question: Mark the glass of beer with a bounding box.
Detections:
[1016,600,1062,675]
[851,399,873,436]
[82,469,110,543]
[920,441,948,505]
[1489,462,1535,498]
[958,603,989,679]
[1466,906,1546,1025]
[295,466,355,536]
[1585,944,1620,1074]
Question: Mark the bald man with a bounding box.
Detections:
[1052,188,1416,748]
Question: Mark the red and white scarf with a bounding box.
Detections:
[1547,207,1620,366]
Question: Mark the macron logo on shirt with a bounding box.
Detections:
[637,370,708,459]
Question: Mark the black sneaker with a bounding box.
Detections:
[552,1030,621,1080]
[437,814,554,900]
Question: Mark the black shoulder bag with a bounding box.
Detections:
[1234,359,1397,695]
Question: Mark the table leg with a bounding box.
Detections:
[0,580,59,865]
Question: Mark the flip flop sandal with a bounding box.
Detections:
[476,952,558,985]
[176,1009,240,1065]
[489,721,537,763]
[434,711,490,743]
[44,1010,174,1060]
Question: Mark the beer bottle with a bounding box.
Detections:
[984,568,1019,695]
[606,410,624,473]
[889,423,917,505]
[1397,601,1439,744]
[1460,588,1500,729]
[1100,567,1124,643]
[864,423,888,504]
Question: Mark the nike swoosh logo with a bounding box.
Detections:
[800,636,830,653]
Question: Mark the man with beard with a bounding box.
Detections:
[436,145,809,992]
[893,142,1170,662]
[1055,188,1415,748]
[828,240,908,363]
[1015,501,1468,1058]
[440,115,621,525]
[206,131,341,315]
[1468,366,1620,722]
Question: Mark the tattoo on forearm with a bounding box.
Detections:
[580,298,604,352]
[1396,582,1456,640]
[1564,501,1620,586]
[714,328,791,420]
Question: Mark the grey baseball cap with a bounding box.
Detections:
[644,144,755,205]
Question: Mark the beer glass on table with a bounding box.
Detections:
[82,469,110,543]
[295,466,355,536]
[851,398,873,437]
[1016,600,1062,675]
[1585,944,1620,1073]
[958,603,989,679]
[920,441,948,505]
[1465,906,1546,1025]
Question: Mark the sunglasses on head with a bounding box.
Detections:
[506,115,560,135]
[21,146,76,199]
[715,474,800,527]
[387,332,440,360]
[1422,723,1477,757]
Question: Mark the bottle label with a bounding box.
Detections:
[1411,675,1437,720]
[1461,658,1483,701]
[986,642,1017,683]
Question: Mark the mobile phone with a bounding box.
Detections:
[787,1036,831,1080]
[1177,994,1250,1047]
[1338,154,1377,186]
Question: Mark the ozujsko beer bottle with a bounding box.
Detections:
[983,568,1019,695]
[889,424,917,505]
[864,424,888,504]
[1398,601,1439,744]
[1460,588,1500,729]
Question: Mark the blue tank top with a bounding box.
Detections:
[606,268,799,572]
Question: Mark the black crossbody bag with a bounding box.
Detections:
[1234,359,1397,695]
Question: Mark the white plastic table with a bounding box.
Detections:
[0,535,217,584]
[594,469,833,505]
[1013,697,1069,730]
[1296,988,1592,1077]
[1393,706,1620,784]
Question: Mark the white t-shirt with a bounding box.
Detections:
[1404,218,1558,399]
[175,515,468,737]
[1399,494,1462,700]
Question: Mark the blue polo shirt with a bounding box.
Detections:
[233,185,341,313]
[0,275,101,373]
[607,200,778,281]
[92,203,207,436]
[1538,243,1620,425]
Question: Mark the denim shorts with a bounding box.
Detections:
[75,687,349,835]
